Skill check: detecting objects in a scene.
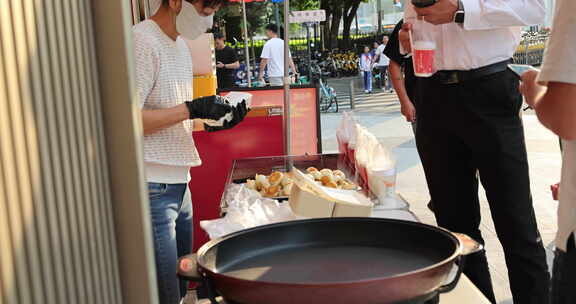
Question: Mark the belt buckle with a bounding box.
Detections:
[437,71,459,84]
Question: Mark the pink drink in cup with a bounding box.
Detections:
[413,41,436,77]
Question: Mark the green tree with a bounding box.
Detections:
[320,0,367,50]
[342,0,367,47]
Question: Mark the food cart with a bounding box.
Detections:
[129,1,491,303]
[189,84,321,250]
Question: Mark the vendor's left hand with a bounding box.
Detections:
[216,62,225,69]
[415,0,458,25]
[519,69,546,109]
[205,100,250,132]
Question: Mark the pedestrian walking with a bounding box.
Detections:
[258,24,298,86]
[360,46,374,94]
[374,36,392,92]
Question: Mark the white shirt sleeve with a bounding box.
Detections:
[538,0,576,85]
[133,32,159,108]
[463,0,546,31]
[261,41,271,59]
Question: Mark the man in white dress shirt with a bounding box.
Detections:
[399,1,549,303]
[520,0,576,302]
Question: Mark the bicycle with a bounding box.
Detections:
[310,62,339,113]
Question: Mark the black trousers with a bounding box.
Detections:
[551,234,576,304]
[415,69,550,304]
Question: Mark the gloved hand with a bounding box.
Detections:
[204,100,250,132]
[185,95,233,120]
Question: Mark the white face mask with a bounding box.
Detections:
[149,0,214,40]
[178,1,213,40]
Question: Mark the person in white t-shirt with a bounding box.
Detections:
[258,23,298,86]
[520,1,576,302]
[134,0,248,303]
[373,35,392,92]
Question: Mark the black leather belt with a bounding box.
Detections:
[432,60,510,84]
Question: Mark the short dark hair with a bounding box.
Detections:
[213,32,225,40]
[265,24,279,34]
[186,0,228,8]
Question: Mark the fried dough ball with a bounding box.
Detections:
[268,171,284,186]
[324,181,338,189]
[319,169,333,177]
[310,171,322,180]
[333,170,346,180]
[281,176,293,186]
[320,175,334,185]
[306,167,319,173]
[340,181,357,190]
[264,185,281,197]
[255,174,270,189]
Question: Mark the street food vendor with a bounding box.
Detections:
[133,0,247,303]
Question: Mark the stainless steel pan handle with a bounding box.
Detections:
[178,254,220,304]
[437,233,483,294]
[177,254,202,282]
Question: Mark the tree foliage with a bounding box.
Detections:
[320,0,367,50]
[215,0,368,51]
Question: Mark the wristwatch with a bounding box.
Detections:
[454,0,465,23]
[411,0,437,8]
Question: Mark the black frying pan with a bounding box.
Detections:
[179,217,481,304]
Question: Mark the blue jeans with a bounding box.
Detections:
[148,183,193,304]
[363,71,372,92]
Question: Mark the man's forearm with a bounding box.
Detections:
[534,82,576,140]
[227,61,240,70]
[259,59,268,78]
[142,104,189,135]
[389,61,412,105]
[289,58,298,74]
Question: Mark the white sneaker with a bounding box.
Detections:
[364,90,369,94]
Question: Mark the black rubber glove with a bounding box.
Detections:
[185,95,233,120]
[204,100,250,132]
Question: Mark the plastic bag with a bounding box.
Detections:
[367,142,403,209]
[336,112,350,155]
[200,184,298,240]
[354,125,378,194]
[353,125,403,209]
[346,116,358,168]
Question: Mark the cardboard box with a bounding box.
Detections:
[289,169,373,218]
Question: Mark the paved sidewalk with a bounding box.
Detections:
[321,77,561,304]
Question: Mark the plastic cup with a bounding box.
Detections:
[413,41,436,77]
[410,17,437,78]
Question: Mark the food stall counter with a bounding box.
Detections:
[190,86,322,251]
